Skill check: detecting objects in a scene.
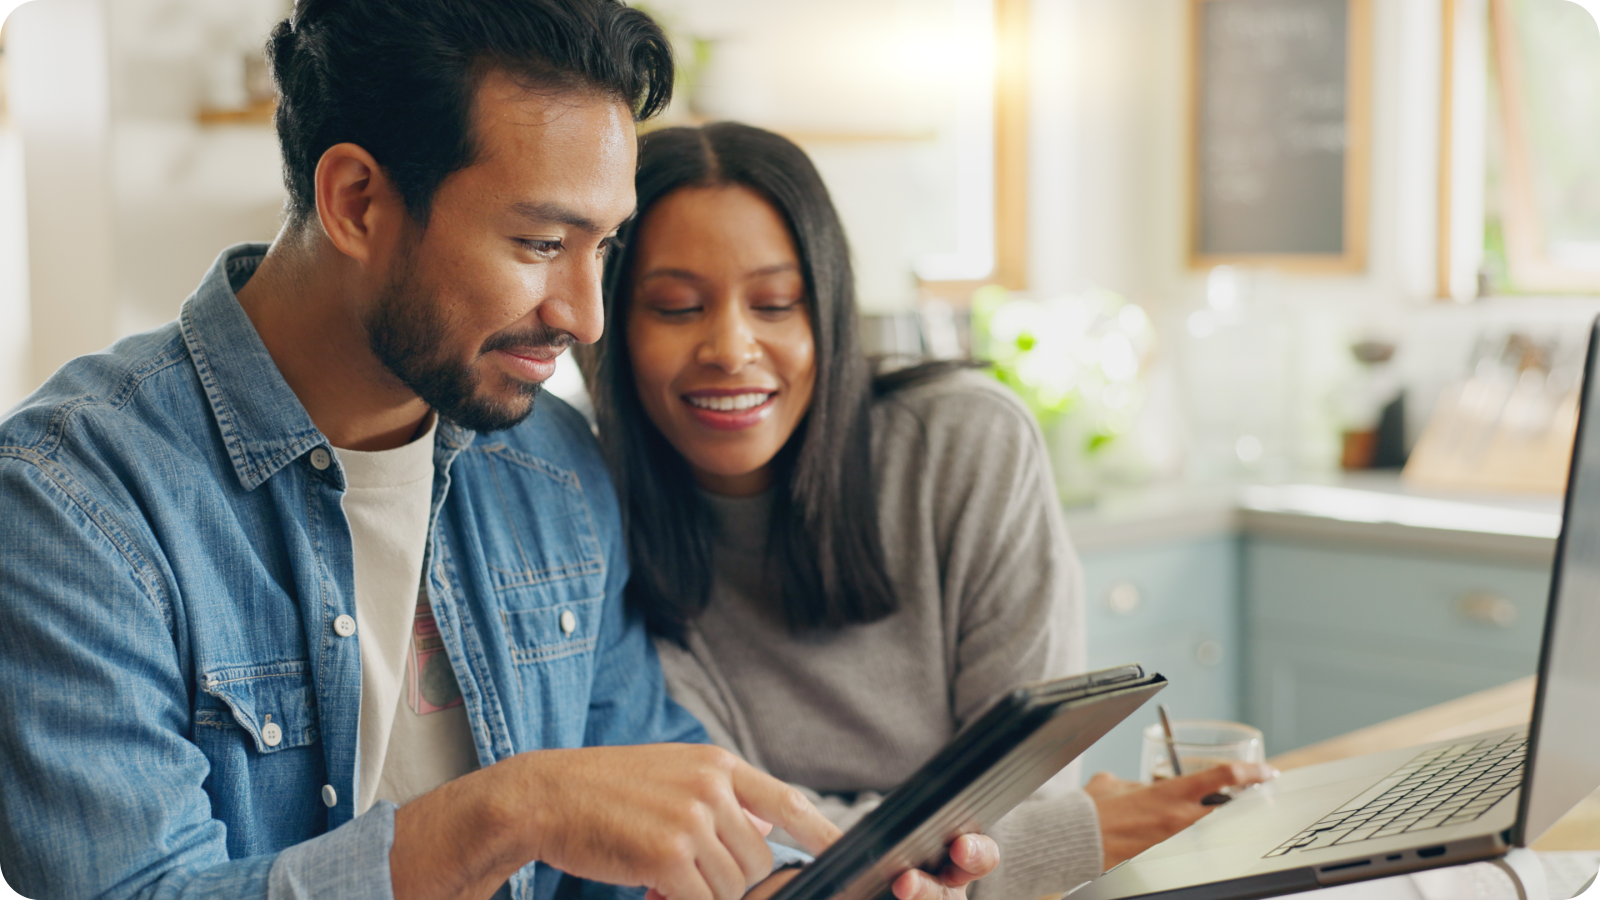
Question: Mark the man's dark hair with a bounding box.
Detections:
[584,123,964,642]
[267,0,673,230]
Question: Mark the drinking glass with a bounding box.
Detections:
[1139,719,1264,782]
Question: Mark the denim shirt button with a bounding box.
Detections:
[309,447,331,471]
[333,614,356,638]
[262,722,282,747]
[559,610,576,635]
[321,784,337,808]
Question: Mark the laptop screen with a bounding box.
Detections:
[1521,317,1600,845]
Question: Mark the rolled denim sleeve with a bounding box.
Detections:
[267,803,395,900]
[0,458,394,900]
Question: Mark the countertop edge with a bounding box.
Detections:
[1238,509,1558,566]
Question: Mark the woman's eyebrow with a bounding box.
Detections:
[745,263,799,278]
[637,262,799,283]
[637,267,703,282]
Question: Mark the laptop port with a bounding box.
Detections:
[1417,847,1448,858]
[1320,861,1373,873]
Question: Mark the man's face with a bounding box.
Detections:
[366,73,636,432]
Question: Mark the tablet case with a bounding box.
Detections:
[771,664,1167,900]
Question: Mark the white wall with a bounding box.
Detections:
[0,124,27,411]
[5,0,286,397]
[8,0,117,391]
[106,0,287,336]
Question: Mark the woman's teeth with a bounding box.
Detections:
[688,392,772,412]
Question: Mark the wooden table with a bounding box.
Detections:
[1268,676,1599,851]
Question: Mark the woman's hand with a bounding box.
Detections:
[1085,763,1277,871]
[742,833,999,900]
[890,833,999,900]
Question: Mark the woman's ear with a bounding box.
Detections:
[313,142,407,265]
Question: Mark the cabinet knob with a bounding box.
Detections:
[1195,640,1224,667]
[1107,582,1142,616]
[1455,592,1517,628]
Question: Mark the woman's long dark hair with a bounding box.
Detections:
[585,122,920,642]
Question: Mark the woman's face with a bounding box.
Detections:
[626,185,817,496]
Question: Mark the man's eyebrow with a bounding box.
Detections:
[510,201,632,235]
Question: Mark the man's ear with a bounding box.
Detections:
[313,142,406,265]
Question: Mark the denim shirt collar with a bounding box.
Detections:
[179,242,476,492]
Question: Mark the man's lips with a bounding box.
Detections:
[491,346,563,382]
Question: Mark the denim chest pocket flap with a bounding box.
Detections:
[198,661,319,754]
[500,594,603,665]
[470,444,605,597]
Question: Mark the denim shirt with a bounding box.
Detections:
[0,245,803,900]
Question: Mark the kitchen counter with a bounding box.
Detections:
[1068,473,1564,771]
[1064,474,1563,565]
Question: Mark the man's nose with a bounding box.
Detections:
[696,301,760,373]
[540,253,606,346]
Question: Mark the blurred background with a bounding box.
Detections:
[0,0,1593,774]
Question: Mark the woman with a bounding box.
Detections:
[582,123,1268,899]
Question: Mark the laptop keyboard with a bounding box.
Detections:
[1265,732,1527,858]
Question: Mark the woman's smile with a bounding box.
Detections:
[683,388,779,429]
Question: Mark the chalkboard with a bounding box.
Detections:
[1190,0,1370,271]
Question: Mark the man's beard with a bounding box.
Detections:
[365,260,571,434]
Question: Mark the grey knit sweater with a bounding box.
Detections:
[654,372,1104,900]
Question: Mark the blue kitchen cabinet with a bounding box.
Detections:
[1243,538,1550,755]
[1077,534,1241,781]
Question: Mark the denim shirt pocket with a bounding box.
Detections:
[470,442,607,631]
[198,660,319,753]
[461,443,609,735]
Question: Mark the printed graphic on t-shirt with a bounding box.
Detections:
[408,595,463,715]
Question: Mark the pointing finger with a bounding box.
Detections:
[732,764,842,856]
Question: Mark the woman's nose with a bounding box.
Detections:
[696,305,761,372]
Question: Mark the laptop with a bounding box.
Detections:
[1070,317,1600,900]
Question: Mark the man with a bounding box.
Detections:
[0,2,996,898]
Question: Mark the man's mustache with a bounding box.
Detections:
[479,326,576,357]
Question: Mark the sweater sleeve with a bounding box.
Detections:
[879,374,1104,897]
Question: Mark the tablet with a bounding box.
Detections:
[770,664,1167,900]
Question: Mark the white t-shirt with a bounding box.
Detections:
[335,417,478,814]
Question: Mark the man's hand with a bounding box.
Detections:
[742,833,999,900]
[1085,763,1277,871]
[391,743,841,900]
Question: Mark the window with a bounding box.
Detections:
[1484,0,1600,292]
